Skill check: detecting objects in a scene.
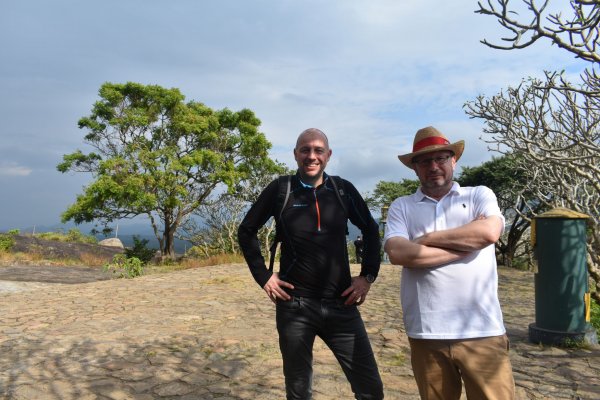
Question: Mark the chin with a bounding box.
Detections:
[303,170,321,177]
[424,180,450,190]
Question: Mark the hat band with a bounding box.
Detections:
[413,136,450,152]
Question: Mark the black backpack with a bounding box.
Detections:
[268,175,349,271]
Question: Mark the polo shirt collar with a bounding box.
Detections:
[414,181,461,202]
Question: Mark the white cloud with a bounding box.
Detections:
[0,0,591,228]
[0,163,32,177]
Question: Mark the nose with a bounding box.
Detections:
[425,161,440,170]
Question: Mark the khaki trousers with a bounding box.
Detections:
[408,335,515,400]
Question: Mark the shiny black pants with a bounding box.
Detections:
[276,297,384,400]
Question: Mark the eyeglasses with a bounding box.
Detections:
[412,154,453,167]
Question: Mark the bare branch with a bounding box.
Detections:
[477,0,600,62]
[465,68,600,295]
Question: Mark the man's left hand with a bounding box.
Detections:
[341,276,371,305]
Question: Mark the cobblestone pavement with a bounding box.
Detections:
[1,263,599,399]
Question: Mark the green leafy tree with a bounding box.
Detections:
[365,179,420,213]
[58,82,275,257]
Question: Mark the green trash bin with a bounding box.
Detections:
[528,207,597,346]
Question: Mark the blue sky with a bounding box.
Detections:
[0,0,586,231]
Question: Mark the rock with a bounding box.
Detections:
[7,235,123,264]
[99,238,124,249]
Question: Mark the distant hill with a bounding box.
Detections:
[5,220,381,255]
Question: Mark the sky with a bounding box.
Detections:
[0,0,587,232]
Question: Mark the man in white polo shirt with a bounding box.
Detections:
[383,126,515,400]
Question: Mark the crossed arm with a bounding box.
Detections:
[384,215,503,269]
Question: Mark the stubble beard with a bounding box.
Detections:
[421,175,453,199]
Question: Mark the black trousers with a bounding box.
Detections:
[276,297,384,400]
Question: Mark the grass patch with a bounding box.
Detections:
[78,252,110,267]
[383,352,406,367]
[0,251,44,264]
[0,235,246,274]
[0,251,109,267]
[182,253,245,268]
[35,229,97,244]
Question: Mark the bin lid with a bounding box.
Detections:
[535,207,590,219]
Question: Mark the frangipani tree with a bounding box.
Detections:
[467,0,600,300]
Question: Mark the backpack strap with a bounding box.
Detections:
[329,175,350,235]
[268,175,348,272]
[269,175,292,272]
[279,175,292,222]
[328,175,348,215]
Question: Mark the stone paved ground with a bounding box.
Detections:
[0,263,599,399]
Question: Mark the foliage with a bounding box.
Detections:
[66,228,97,243]
[179,194,249,257]
[178,161,291,259]
[36,229,97,244]
[0,230,18,252]
[103,254,144,278]
[457,154,545,269]
[58,81,277,257]
[469,0,600,303]
[124,235,156,265]
[591,300,600,335]
[184,245,208,258]
[347,241,359,264]
[364,179,420,213]
[457,155,525,202]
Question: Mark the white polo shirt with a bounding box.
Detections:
[383,182,506,340]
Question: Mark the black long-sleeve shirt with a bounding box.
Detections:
[238,173,381,298]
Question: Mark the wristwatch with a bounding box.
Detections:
[363,274,376,284]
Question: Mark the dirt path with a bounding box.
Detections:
[0,265,113,284]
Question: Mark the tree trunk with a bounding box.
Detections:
[163,227,175,257]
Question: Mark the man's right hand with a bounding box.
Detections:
[263,273,295,303]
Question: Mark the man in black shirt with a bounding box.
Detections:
[238,128,384,400]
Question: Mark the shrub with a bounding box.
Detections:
[66,228,97,244]
[0,229,19,252]
[125,235,156,265]
[0,235,15,252]
[185,245,208,259]
[104,254,144,278]
[37,229,97,244]
[591,300,600,336]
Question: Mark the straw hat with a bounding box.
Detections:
[398,126,465,168]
